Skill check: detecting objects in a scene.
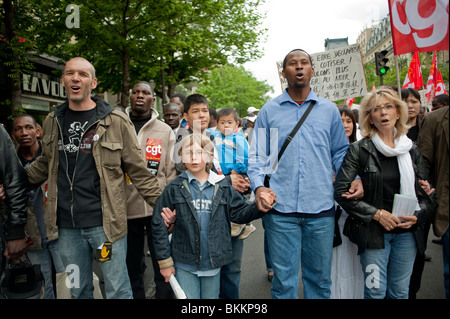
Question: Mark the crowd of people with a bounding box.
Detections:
[0,51,448,300]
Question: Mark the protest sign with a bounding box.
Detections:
[277,44,368,101]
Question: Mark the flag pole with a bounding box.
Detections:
[394,54,401,96]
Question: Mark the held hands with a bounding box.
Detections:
[255,187,277,213]
[161,207,176,227]
[418,179,435,196]
[342,178,364,200]
[4,238,28,259]
[230,170,250,193]
[373,209,417,231]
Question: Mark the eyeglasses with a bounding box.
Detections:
[371,104,396,114]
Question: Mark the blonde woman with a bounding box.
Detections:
[334,88,436,299]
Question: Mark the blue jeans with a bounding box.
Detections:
[263,213,334,299]
[174,267,221,299]
[27,239,65,299]
[58,226,132,299]
[360,232,417,299]
[442,228,449,299]
[219,236,244,299]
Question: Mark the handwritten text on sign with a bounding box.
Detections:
[277,44,368,101]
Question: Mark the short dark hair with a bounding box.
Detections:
[163,102,182,111]
[338,106,357,143]
[209,107,218,120]
[432,94,449,106]
[401,88,420,101]
[283,49,312,70]
[170,92,187,102]
[217,107,238,122]
[12,114,37,127]
[184,94,209,113]
[132,81,154,94]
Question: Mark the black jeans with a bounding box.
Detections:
[126,216,174,299]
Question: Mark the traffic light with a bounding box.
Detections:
[375,50,389,76]
[375,50,390,76]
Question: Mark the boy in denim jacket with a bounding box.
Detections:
[151,134,275,299]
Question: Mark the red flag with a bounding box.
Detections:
[425,51,438,99]
[345,97,355,107]
[402,52,423,90]
[389,0,449,55]
[435,70,448,95]
[372,83,376,92]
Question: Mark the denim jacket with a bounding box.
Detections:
[151,171,264,269]
[334,137,436,255]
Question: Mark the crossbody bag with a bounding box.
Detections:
[263,100,316,187]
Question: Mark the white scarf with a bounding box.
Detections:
[372,131,420,210]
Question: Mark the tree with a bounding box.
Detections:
[156,0,267,99]
[0,0,35,125]
[32,0,267,107]
[196,64,273,116]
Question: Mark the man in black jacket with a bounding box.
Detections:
[0,124,29,275]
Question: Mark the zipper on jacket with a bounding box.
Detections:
[198,187,202,264]
[56,116,100,227]
[55,117,75,227]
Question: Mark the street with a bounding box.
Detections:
[238,218,446,299]
[142,217,446,299]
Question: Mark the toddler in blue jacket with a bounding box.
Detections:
[210,108,255,239]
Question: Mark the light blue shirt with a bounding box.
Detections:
[247,89,349,214]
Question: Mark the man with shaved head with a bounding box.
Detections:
[25,57,162,299]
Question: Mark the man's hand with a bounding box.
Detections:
[161,207,176,227]
[230,170,250,193]
[4,238,28,259]
[418,179,435,195]
[255,187,277,213]
[342,178,364,200]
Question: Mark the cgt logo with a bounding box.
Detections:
[146,139,162,161]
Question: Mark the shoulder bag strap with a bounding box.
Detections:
[272,100,316,170]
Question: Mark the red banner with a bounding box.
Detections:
[389,0,449,55]
[425,51,437,99]
[402,51,424,89]
[436,70,448,95]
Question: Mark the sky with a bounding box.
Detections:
[244,0,390,98]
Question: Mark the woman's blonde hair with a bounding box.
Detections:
[178,133,215,171]
[359,88,409,139]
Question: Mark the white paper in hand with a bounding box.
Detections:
[392,194,418,218]
[169,274,187,299]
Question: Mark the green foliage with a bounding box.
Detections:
[30,0,267,106]
[364,51,449,91]
[196,64,273,116]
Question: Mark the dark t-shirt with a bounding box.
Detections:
[63,107,97,180]
[407,124,419,143]
[377,149,401,212]
[58,106,102,228]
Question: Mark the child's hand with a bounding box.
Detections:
[160,266,175,282]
